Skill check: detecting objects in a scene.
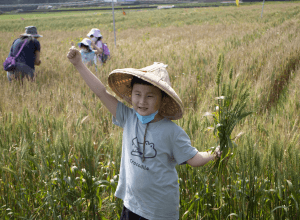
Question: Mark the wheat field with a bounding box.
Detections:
[0,2,300,219]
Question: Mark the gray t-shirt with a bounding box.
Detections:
[113,102,198,220]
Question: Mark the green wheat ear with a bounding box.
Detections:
[216,53,224,86]
[208,57,252,174]
[229,66,233,80]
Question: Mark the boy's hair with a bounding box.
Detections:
[131,76,167,98]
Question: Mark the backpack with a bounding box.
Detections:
[101,42,110,63]
[3,39,27,72]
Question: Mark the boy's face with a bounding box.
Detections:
[132,84,163,116]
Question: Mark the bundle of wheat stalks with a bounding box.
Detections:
[205,54,252,173]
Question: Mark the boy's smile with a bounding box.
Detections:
[132,84,162,117]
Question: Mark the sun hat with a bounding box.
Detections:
[108,62,184,120]
[20,26,43,38]
[87,28,102,38]
[78,38,93,51]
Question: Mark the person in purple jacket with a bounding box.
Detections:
[6,26,42,83]
[87,28,110,65]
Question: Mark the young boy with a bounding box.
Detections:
[67,47,221,220]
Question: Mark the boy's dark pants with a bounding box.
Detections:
[120,206,148,220]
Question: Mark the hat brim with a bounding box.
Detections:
[108,68,184,120]
[20,34,43,38]
[78,43,92,51]
[87,32,102,38]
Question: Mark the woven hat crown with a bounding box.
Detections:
[139,63,171,86]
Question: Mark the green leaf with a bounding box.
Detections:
[226,213,238,220]
[271,205,288,213]
[1,166,16,174]
[182,202,195,220]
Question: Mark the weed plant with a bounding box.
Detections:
[0,2,300,219]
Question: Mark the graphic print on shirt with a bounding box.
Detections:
[131,137,157,159]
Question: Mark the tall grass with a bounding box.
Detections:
[1,2,300,219]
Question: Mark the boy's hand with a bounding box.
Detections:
[67,46,82,66]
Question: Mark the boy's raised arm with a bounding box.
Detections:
[67,46,118,117]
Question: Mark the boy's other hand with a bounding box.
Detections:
[213,146,222,160]
[67,46,81,66]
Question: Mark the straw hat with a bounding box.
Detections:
[87,28,102,38]
[108,62,184,120]
[20,26,43,38]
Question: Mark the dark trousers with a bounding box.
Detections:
[120,206,148,220]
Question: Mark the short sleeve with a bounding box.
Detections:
[35,40,41,52]
[96,41,102,49]
[112,101,134,128]
[172,127,198,165]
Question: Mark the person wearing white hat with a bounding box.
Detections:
[87,28,102,41]
[67,47,221,220]
[78,38,101,69]
[6,26,42,83]
[87,28,110,64]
